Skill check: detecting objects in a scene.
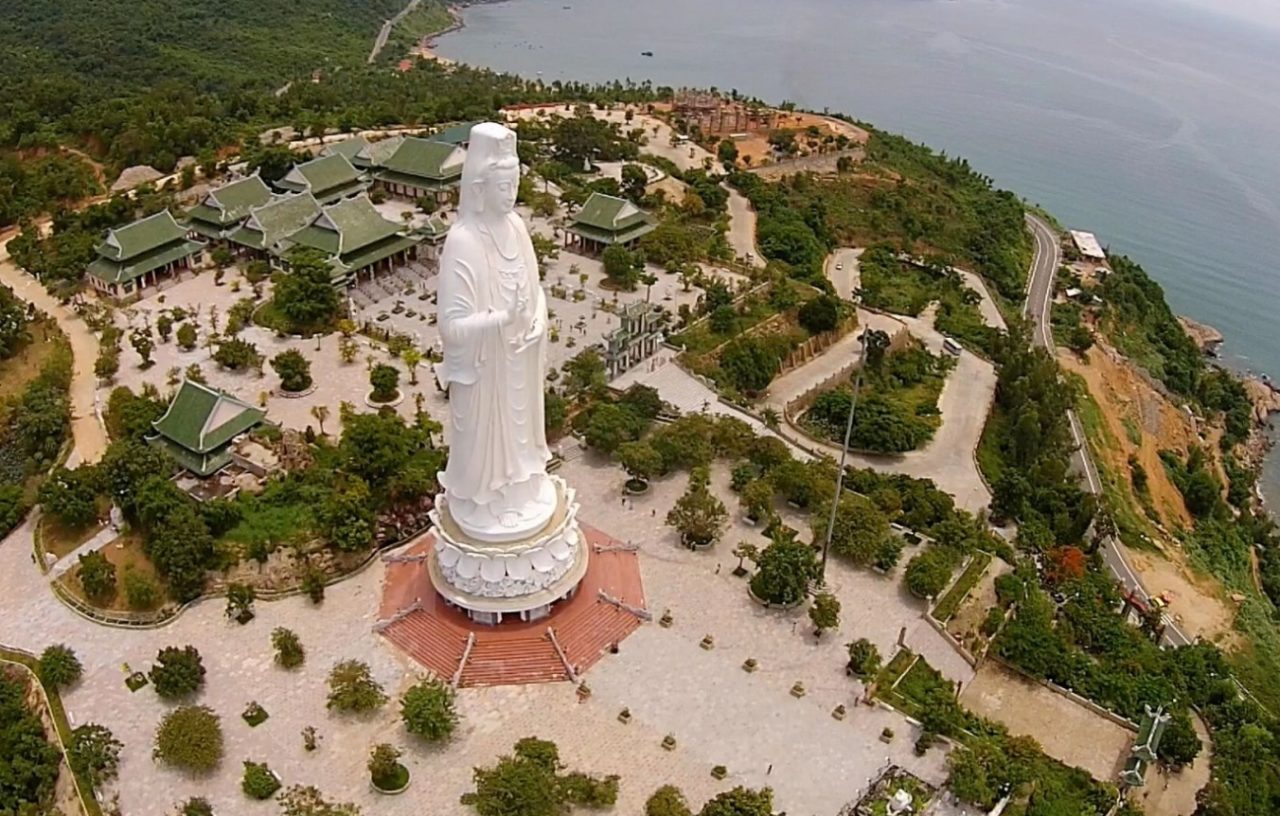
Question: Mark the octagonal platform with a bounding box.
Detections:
[378,524,646,687]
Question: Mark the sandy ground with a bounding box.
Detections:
[1121,544,1238,646]
[960,662,1134,782]
[946,559,1012,655]
[1135,713,1212,816]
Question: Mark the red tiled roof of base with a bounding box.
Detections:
[379,524,646,687]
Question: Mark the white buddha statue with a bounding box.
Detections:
[435,122,556,542]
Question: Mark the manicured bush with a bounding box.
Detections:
[153,705,223,773]
[401,677,458,742]
[272,627,305,669]
[149,645,206,699]
[326,659,386,712]
[37,643,83,689]
[904,547,962,600]
[242,760,281,799]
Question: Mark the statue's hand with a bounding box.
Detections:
[491,307,515,326]
[510,314,543,353]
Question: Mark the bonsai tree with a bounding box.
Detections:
[38,644,83,689]
[617,440,664,489]
[401,677,458,743]
[369,363,400,402]
[665,468,727,549]
[271,627,305,669]
[225,582,256,623]
[748,527,818,606]
[242,760,281,800]
[846,638,881,677]
[149,645,206,699]
[739,479,776,525]
[809,591,841,637]
[368,743,409,792]
[153,705,223,773]
[271,349,313,392]
[326,659,387,712]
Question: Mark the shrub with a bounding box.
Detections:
[846,638,881,677]
[368,743,407,790]
[272,627,305,669]
[904,547,961,599]
[213,337,262,371]
[270,349,313,392]
[798,293,841,334]
[122,569,161,609]
[809,591,841,636]
[77,550,117,603]
[176,323,197,351]
[37,644,82,689]
[153,705,223,773]
[68,723,122,786]
[149,645,206,699]
[646,785,693,816]
[177,798,214,816]
[242,760,281,799]
[749,530,818,605]
[401,677,458,742]
[326,659,387,712]
[369,364,400,402]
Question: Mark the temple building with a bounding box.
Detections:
[602,301,667,377]
[415,214,451,261]
[275,194,421,286]
[430,121,481,148]
[149,380,266,478]
[184,175,274,242]
[224,193,323,262]
[274,153,367,204]
[373,137,466,202]
[86,210,205,300]
[566,193,656,253]
[324,134,406,171]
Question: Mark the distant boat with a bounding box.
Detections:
[641,50,654,57]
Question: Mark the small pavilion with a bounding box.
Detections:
[277,194,421,286]
[275,154,367,204]
[149,380,266,478]
[86,210,205,300]
[184,175,273,241]
[566,193,655,253]
[415,215,451,261]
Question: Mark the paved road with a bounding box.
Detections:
[1023,214,1189,647]
[824,247,862,299]
[369,0,421,63]
[724,185,765,269]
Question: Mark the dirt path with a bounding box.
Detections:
[0,230,108,464]
[1137,713,1212,816]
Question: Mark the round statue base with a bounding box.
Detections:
[427,476,589,625]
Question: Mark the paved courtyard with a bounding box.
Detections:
[0,444,971,816]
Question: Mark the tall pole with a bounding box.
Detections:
[820,330,868,584]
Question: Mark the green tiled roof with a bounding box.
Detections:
[322,136,369,162]
[417,215,450,241]
[96,210,189,262]
[203,176,273,223]
[573,193,651,233]
[277,154,366,202]
[379,138,465,182]
[333,235,420,276]
[149,436,233,479]
[152,380,265,458]
[315,195,403,254]
[284,225,341,256]
[228,193,322,252]
[87,238,205,285]
[432,121,480,145]
[360,136,404,169]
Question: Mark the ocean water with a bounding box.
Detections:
[436,0,1280,504]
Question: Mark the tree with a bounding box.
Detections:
[647,785,693,816]
[277,785,362,816]
[617,440,664,484]
[176,322,197,351]
[39,466,100,527]
[0,672,61,808]
[798,294,841,334]
[77,550,117,603]
[621,163,649,203]
[149,645,206,699]
[213,337,263,371]
[310,404,330,436]
[37,644,82,689]
[749,528,819,605]
[104,385,166,441]
[271,349,313,392]
[1067,324,1094,354]
[563,349,607,400]
[68,723,122,786]
[326,660,387,713]
[369,364,400,402]
[177,797,215,816]
[462,737,618,816]
[1158,709,1202,769]
[338,409,424,485]
[401,677,458,743]
[123,568,161,609]
[274,249,341,331]
[153,705,223,773]
[602,244,641,291]
[666,471,728,549]
[225,582,256,622]
[583,403,644,453]
[809,591,841,636]
[846,638,881,677]
[813,493,892,566]
[242,760,281,800]
[718,336,782,394]
[156,313,174,342]
[94,345,120,381]
[717,139,739,166]
[698,786,774,816]
[319,478,376,552]
[904,548,960,599]
[130,327,155,367]
[710,304,736,334]
[401,347,423,385]
[272,627,305,669]
[740,479,776,524]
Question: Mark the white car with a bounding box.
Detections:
[835,262,844,270]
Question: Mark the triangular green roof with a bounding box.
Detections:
[572,193,651,232]
[322,136,370,162]
[360,137,405,169]
[229,193,322,251]
[380,138,465,182]
[204,176,273,221]
[300,195,404,256]
[432,121,480,145]
[151,380,265,457]
[277,154,366,201]
[418,215,451,240]
[96,211,189,262]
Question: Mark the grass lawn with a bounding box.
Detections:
[931,551,992,623]
[37,516,104,560]
[220,498,317,553]
[0,318,64,402]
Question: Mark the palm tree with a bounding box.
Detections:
[401,347,423,386]
[310,405,330,437]
[761,407,780,430]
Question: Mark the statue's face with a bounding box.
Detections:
[483,165,519,215]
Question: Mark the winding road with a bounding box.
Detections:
[1023,214,1189,647]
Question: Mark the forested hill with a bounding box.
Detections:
[0,0,418,161]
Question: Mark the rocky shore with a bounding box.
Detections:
[1178,315,1225,354]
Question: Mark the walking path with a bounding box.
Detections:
[725,185,765,268]
[46,524,117,579]
[369,0,421,63]
[0,229,109,463]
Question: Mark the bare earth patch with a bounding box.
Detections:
[960,661,1134,781]
[1134,713,1212,816]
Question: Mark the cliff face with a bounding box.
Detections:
[1244,377,1280,424]
[1178,315,1224,353]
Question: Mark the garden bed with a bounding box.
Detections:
[930,552,992,623]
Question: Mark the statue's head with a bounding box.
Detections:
[458,122,520,221]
